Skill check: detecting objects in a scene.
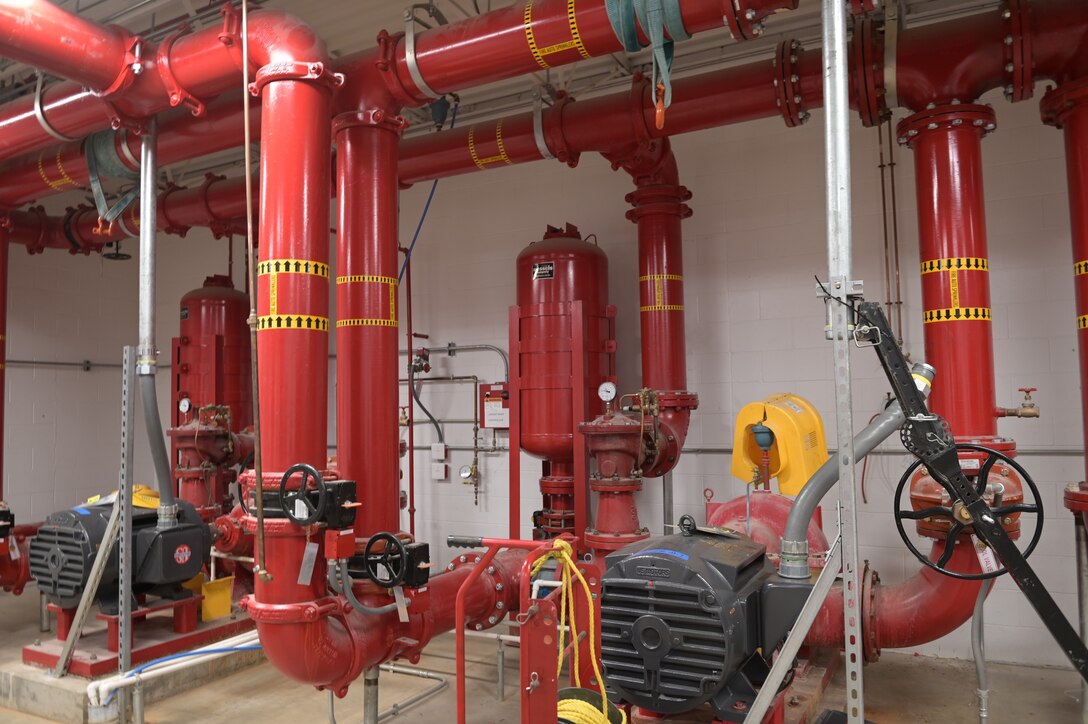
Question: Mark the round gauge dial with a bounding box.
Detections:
[178,397,192,414]
[598,381,618,403]
[459,464,475,481]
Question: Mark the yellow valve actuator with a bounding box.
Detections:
[731,393,828,496]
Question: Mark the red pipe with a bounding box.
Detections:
[0,95,260,209]
[334,111,406,539]
[707,492,983,660]
[244,518,525,695]
[1042,80,1088,481]
[3,173,251,253]
[0,523,38,596]
[898,105,999,442]
[0,5,323,160]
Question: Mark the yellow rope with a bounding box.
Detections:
[530,539,623,723]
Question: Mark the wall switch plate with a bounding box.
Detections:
[431,462,448,481]
[431,443,448,461]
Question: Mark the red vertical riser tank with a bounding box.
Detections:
[511,225,615,542]
[171,275,253,515]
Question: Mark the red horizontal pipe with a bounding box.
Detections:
[0,7,319,160]
[0,523,39,596]
[0,95,260,209]
[807,539,983,656]
[0,1,136,92]
[4,173,252,253]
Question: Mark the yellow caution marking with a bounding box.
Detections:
[257,259,329,277]
[523,1,548,69]
[923,307,991,323]
[1078,315,1088,330]
[655,279,663,306]
[468,123,513,170]
[257,315,329,331]
[37,150,77,191]
[1075,261,1088,276]
[640,305,685,312]
[912,373,931,388]
[337,318,399,328]
[566,0,591,59]
[269,273,278,316]
[336,275,398,286]
[920,257,988,274]
[389,283,397,323]
[523,0,590,69]
[639,274,684,282]
[949,269,960,308]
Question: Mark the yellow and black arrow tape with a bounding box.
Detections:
[257,315,329,331]
[258,259,330,277]
[920,257,989,274]
[337,318,399,328]
[923,307,991,324]
[1075,261,1088,276]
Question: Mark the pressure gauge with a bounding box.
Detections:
[178,397,192,414]
[459,465,475,482]
[598,381,617,403]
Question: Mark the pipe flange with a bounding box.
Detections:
[444,552,511,630]
[896,104,997,147]
[332,109,408,136]
[249,61,345,96]
[241,594,346,623]
[158,183,191,238]
[92,31,142,99]
[540,476,575,495]
[862,564,880,663]
[61,207,89,254]
[654,391,700,410]
[158,24,207,117]
[851,16,888,128]
[584,527,650,553]
[723,0,789,41]
[1041,77,1088,129]
[1065,482,1088,514]
[546,91,580,168]
[624,185,692,223]
[773,40,809,128]
[1002,0,1034,103]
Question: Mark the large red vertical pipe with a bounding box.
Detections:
[899,105,999,442]
[335,110,406,538]
[253,66,336,474]
[1043,81,1088,480]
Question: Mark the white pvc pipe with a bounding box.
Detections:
[87,631,261,706]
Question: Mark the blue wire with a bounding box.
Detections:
[398,103,459,283]
[104,645,263,705]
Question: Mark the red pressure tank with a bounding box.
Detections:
[514,224,615,538]
[171,275,252,514]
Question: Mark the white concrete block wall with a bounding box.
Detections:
[3,88,1081,669]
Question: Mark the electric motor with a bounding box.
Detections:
[29,500,210,611]
[600,523,810,721]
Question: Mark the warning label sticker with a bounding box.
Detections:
[532,262,555,280]
[484,399,510,428]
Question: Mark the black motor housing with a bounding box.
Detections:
[600,529,811,721]
[29,500,211,610]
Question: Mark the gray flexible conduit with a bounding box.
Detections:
[139,376,176,508]
[409,361,444,444]
[337,561,404,616]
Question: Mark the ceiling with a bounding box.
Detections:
[0,0,1001,188]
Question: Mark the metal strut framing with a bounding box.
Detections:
[822,0,866,719]
[118,345,136,719]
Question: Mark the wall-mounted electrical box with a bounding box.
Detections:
[480,382,510,429]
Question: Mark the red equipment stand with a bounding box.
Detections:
[23,597,252,678]
[453,536,603,724]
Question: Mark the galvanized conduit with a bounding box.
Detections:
[973,578,994,724]
[134,119,177,527]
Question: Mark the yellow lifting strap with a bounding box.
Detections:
[730,393,829,496]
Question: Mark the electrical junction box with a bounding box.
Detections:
[431,443,448,461]
[431,463,448,481]
[480,382,510,429]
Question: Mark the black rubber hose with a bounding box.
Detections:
[338,561,405,616]
[409,361,444,444]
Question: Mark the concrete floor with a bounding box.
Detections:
[0,591,1082,723]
